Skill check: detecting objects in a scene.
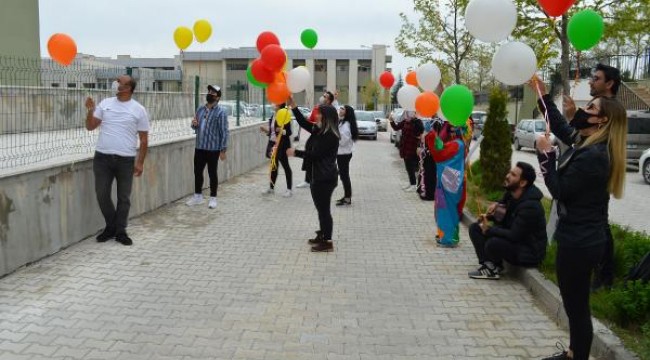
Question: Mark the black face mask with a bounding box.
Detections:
[571,108,598,130]
[206,94,217,104]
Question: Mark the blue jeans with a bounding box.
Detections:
[93,151,135,235]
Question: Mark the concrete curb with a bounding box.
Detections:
[461,209,639,360]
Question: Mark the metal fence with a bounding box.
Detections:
[0,56,270,175]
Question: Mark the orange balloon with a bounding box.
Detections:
[47,33,77,66]
[405,71,418,87]
[267,80,290,105]
[415,92,440,117]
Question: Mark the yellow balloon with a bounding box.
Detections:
[275,108,291,127]
[193,19,212,43]
[174,26,193,50]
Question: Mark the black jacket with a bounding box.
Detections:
[292,108,339,183]
[486,185,548,265]
[266,115,292,158]
[537,94,610,248]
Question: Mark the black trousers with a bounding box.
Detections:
[271,154,292,190]
[469,223,523,267]
[337,154,353,198]
[194,149,220,197]
[404,156,419,185]
[310,180,337,240]
[594,224,615,288]
[93,152,135,235]
[557,242,606,360]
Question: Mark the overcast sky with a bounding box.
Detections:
[39,0,422,76]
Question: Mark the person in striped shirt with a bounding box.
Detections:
[186,84,229,209]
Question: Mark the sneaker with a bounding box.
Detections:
[541,342,570,360]
[296,181,310,189]
[311,241,333,252]
[208,197,218,209]
[468,264,500,280]
[96,227,115,242]
[261,188,274,196]
[401,183,412,190]
[335,198,351,206]
[404,185,417,192]
[282,190,293,198]
[115,233,133,246]
[186,194,204,206]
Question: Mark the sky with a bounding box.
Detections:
[38,0,422,76]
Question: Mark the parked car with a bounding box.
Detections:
[513,119,556,151]
[640,148,650,185]
[355,111,378,140]
[389,108,405,145]
[220,101,253,117]
[471,111,487,139]
[372,111,389,132]
[626,110,650,167]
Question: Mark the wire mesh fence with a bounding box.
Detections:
[0,56,269,175]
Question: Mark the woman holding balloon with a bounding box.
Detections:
[286,97,340,252]
[260,104,293,197]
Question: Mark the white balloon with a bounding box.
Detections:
[397,85,421,111]
[491,41,538,86]
[465,0,517,42]
[286,66,311,93]
[416,63,441,92]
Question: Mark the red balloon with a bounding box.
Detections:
[415,92,440,118]
[405,71,418,86]
[260,44,286,72]
[256,31,280,53]
[251,59,274,84]
[379,71,395,89]
[537,0,576,17]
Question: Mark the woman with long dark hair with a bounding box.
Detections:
[530,76,627,360]
[286,97,340,252]
[336,105,359,206]
[260,103,293,197]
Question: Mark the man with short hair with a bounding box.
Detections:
[186,84,229,209]
[468,162,548,280]
[85,75,149,246]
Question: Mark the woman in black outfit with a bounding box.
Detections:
[286,97,340,252]
[260,103,293,197]
[530,76,627,360]
[336,105,359,206]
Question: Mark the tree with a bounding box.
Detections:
[479,88,512,193]
[512,0,650,94]
[391,73,404,105]
[360,79,381,110]
[395,0,474,85]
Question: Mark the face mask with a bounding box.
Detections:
[111,81,120,95]
[571,108,598,130]
[319,96,326,105]
[206,94,217,104]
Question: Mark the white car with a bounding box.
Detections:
[355,111,378,140]
[640,148,650,185]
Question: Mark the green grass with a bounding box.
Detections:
[466,161,650,360]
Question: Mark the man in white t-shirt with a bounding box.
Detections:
[84,75,150,246]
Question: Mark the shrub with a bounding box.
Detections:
[478,87,512,193]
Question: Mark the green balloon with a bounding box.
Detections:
[300,29,318,49]
[247,65,267,89]
[440,85,474,127]
[568,10,604,51]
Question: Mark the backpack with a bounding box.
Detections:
[626,251,650,283]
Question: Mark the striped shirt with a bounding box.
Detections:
[192,104,229,151]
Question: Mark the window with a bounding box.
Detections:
[226,63,248,71]
[314,86,326,92]
[534,121,547,132]
[67,83,76,88]
[51,83,60,88]
[525,122,533,132]
[83,83,96,89]
[628,117,650,134]
[314,64,326,72]
[293,59,306,67]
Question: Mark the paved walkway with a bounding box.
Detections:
[0,132,574,359]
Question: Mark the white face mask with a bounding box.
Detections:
[319,96,326,105]
[111,81,120,95]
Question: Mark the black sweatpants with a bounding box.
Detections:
[557,243,606,360]
[337,154,353,198]
[404,156,419,185]
[468,223,525,267]
[271,154,292,190]
[93,152,135,236]
[310,180,337,240]
[194,149,220,197]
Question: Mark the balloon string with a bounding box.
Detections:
[268,123,285,185]
[533,77,551,137]
[570,51,582,98]
[418,142,425,196]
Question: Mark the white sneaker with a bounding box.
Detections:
[296,181,310,188]
[401,183,412,190]
[262,188,274,195]
[208,197,217,209]
[282,190,293,198]
[186,194,204,206]
[404,185,417,192]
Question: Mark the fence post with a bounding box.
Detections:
[236,80,241,126]
[194,76,199,111]
[262,90,266,121]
